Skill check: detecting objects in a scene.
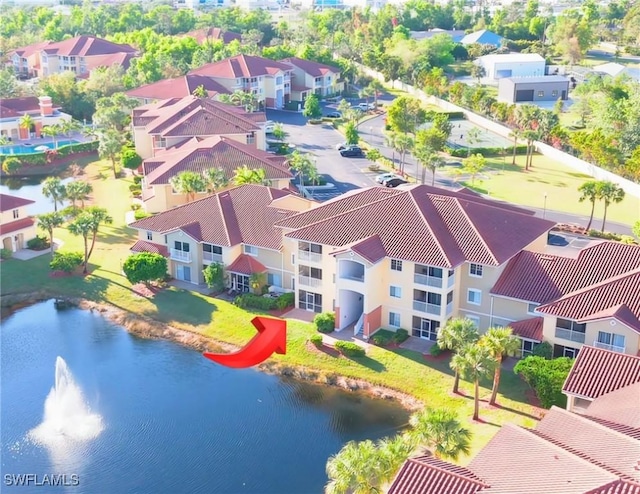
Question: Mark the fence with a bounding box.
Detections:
[356,62,640,198]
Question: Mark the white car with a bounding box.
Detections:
[357,102,376,111]
[375,173,402,184]
[264,121,276,133]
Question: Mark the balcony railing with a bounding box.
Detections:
[593,340,625,353]
[414,273,443,288]
[298,250,322,263]
[413,301,441,316]
[446,301,453,316]
[299,276,322,288]
[170,249,191,263]
[555,327,585,344]
[202,252,223,263]
[447,274,455,288]
[339,274,364,282]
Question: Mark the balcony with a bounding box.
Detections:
[555,327,585,344]
[413,301,441,316]
[446,301,453,316]
[414,273,443,288]
[299,276,322,288]
[447,274,455,289]
[170,249,191,263]
[593,340,625,353]
[298,250,322,263]
[202,252,223,263]
[339,259,365,282]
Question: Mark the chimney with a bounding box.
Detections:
[39,96,53,117]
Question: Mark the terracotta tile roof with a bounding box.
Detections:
[80,51,136,74]
[0,217,35,235]
[130,185,297,250]
[291,84,313,92]
[142,136,291,186]
[585,480,640,494]
[585,415,640,440]
[351,235,387,264]
[42,36,136,57]
[130,240,169,257]
[508,316,543,341]
[280,185,554,268]
[279,57,340,77]
[534,407,640,482]
[183,27,242,44]
[468,423,618,493]
[126,75,230,100]
[387,455,488,494]
[585,382,640,431]
[537,269,640,332]
[0,97,42,117]
[562,346,640,400]
[10,41,51,58]
[189,54,292,78]
[0,194,35,212]
[492,243,640,304]
[226,254,267,275]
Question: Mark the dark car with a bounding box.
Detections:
[339,146,364,157]
[384,178,409,188]
[325,111,341,119]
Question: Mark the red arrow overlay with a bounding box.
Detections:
[203,316,286,368]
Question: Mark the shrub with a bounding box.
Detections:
[371,332,392,346]
[131,203,141,211]
[368,163,381,172]
[619,235,637,245]
[49,251,83,273]
[26,235,50,251]
[134,210,151,220]
[0,248,12,259]
[203,262,225,291]
[448,145,527,157]
[307,119,323,125]
[275,292,294,310]
[394,328,409,344]
[129,183,142,194]
[514,356,574,408]
[310,334,323,347]
[123,252,168,286]
[133,175,143,185]
[314,312,335,333]
[532,341,552,359]
[335,340,366,357]
[430,342,443,356]
[234,293,278,310]
[2,157,21,174]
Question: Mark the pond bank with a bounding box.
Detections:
[0,293,423,411]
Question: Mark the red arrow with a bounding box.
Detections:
[202,316,286,368]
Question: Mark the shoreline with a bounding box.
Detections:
[1,293,423,411]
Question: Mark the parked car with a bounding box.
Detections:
[357,102,376,111]
[335,142,348,150]
[325,111,341,119]
[340,146,364,157]
[384,178,409,188]
[375,173,402,184]
[264,121,276,133]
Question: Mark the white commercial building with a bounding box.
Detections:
[476,53,546,80]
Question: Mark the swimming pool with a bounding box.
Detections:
[0,139,80,155]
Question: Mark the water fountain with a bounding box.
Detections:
[29,357,104,449]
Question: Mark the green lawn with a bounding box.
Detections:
[442,153,639,228]
[1,158,541,464]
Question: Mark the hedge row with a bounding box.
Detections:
[425,110,465,121]
[233,292,294,311]
[0,140,99,166]
[446,144,528,158]
[334,341,366,357]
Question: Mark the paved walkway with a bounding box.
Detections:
[11,238,63,261]
[168,280,211,295]
[399,336,435,354]
[281,308,316,322]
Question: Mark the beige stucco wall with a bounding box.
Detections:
[491,295,534,326]
[1,207,30,225]
[457,262,509,332]
[133,127,153,159]
[0,206,37,252]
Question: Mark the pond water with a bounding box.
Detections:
[0,176,72,215]
[1,301,409,494]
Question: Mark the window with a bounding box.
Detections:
[299,242,322,254]
[446,291,454,304]
[291,254,295,265]
[389,312,401,327]
[469,263,483,277]
[467,289,482,305]
[246,133,255,145]
[146,231,153,241]
[267,273,282,287]
[556,318,586,333]
[521,339,535,358]
[299,265,322,280]
[244,245,258,256]
[276,76,283,85]
[415,265,443,278]
[551,90,558,97]
[563,347,578,358]
[597,331,625,351]
[466,315,480,328]
[12,209,19,219]
[203,244,223,255]
[527,302,539,314]
[298,290,322,313]
[537,91,544,97]
[390,286,402,298]
[174,241,189,252]
[412,316,440,341]
[164,235,168,244]
[391,259,403,271]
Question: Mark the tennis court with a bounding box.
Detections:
[420,119,513,149]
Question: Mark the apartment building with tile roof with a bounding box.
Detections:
[0,194,37,253]
[126,75,231,104]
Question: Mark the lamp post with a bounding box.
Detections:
[543,193,548,219]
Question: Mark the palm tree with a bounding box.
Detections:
[271,123,287,142]
[480,327,520,406]
[19,114,35,138]
[578,180,600,231]
[97,128,123,179]
[437,317,479,394]
[508,129,522,165]
[40,124,61,149]
[65,180,93,209]
[453,343,495,421]
[288,151,314,186]
[376,434,415,488]
[67,207,113,274]
[597,181,625,232]
[325,440,383,494]
[60,119,80,137]
[203,167,228,194]
[415,145,445,186]
[408,408,471,460]
[394,133,414,175]
[36,212,64,254]
[169,171,207,202]
[232,165,268,186]
[192,85,207,98]
[41,177,67,212]
[368,79,384,110]
[359,86,374,110]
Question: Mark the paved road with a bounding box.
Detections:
[267,108,633,235]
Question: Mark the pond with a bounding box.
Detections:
[1,301,409,494]
[0,176,73,215]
